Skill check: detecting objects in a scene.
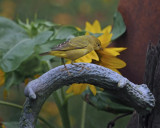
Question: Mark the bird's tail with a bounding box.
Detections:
[39,52,50,56]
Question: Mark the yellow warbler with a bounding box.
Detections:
[40,35,102,64]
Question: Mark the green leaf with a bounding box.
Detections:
[89,32,103,37]
[38,39,65,61]
[55,26,78,40]
[4,72,16,89]
[0,17,28,54]
[38,39,65,52]
[33,31,53,45]
[1,39,34,72]
[111,11,126,40]
[74,30,86,36]
[18,19,56,37]
[17,55,49,77]
[0,31,53,72]
[82,90,133,114]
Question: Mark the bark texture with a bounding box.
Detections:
[127,41,160,128]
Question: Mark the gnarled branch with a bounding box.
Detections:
[19,63,155,128]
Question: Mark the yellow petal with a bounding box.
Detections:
[101,56,126,69]
[98,32,112,48]
[0,69,5,86]
[93,20,101,33]
[66,50,99,63]
[24,78,30,86]
[79,84,88,94]
[34,74,40,78]
[85,31,90,35]
[102,25,112,33]
[75,54,92,63]
[85,21,94,32]
[2,124,6,128]
[76,27,81,31]
[73,84,82,95]
[66,60,72,64]
[100,88,104,91]
[66,83,87,95]
[108,47,127,52]
[3,89,8,100]
[88,50,99,61]
[66,83,98,95]
[100,49,120,56]
[99,47,127,56]
[66,85,74,94]
[88,84,97,96]
[75,50,98,63]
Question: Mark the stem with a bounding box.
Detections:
[38,116,54,128]
[80,101,87,128]
[48,59,71,128]
[0,100,54,128]
[52,92,71,128]
[107,112,132,128]
[0,100,22,109]
[64,93,74,104]
[61,87,65,101]
[46,60,53,69]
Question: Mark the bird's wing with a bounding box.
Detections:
[51,37,90,51]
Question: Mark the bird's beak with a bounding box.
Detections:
[100,47,103,50]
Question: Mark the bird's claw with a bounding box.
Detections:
[60,66,71,75]
[71,63,90,72]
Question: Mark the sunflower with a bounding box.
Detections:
[66,20,126,95]
[0,69,5,86]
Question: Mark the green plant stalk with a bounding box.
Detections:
[52,92,71,128]
[61,87,65,101]
[60,60,66,102]
[47,60,71,128]
[38,116,54,128]
[0,100,54,128]
[0,100,22,109]
[80,101,87,128]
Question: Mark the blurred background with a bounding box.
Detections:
[0,0,133,128]
[0,0,119,27]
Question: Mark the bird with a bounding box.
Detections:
[40,35,102,72]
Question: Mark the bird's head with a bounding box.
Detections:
[93,37,102,51]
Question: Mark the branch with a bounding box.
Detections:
[19,63,155,128]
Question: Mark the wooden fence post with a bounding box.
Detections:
[115,0,160,84]
[116,1,160,127]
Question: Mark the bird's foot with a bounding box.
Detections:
[60,65,71,75]
[71,63,90,72]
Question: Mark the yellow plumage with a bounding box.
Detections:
[40,35,102,62]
